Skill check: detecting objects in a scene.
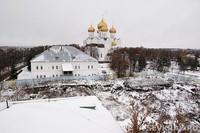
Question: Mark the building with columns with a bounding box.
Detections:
[84,19,121,62]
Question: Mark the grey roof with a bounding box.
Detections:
[31,45,97,62]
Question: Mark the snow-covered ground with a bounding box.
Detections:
[1,77,200,132]
[17,66,33,80]
[0,96,123,133]
[2,62,200,132]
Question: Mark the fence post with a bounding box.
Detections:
[6,100,9,108]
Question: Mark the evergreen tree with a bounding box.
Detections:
[190,54,199,71]
[10,63,17,79]
[156,56,171,72]
[177,55,187,73]
[26,52,33,71]
[138,54,146,71]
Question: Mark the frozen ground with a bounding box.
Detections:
[1,77,200,132]
[2,63,200,132]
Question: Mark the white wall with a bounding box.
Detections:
[72,62,99,76]
[31,62,63,78]
[84,32,121,62]
[31,61,99,79]
[98,48,106,62]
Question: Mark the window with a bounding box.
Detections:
[91,65,93,69]
[44,75,46,78]
[56,66,58,69]
[52,75,54,77]
[78,66,80,69]
[36,66,38,70]
[60,74,62,77]
[75,66,77,69]
[75,74,77,76]
[52,66,54,69]
[41,66,43,70]
[88,65,90,69]
[40,75,42,78]
[101,54,102,58]
[36,75,39,78]
[56,74,58,77]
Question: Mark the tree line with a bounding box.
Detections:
[0,45,199,80]
[0,46,45,81]
[109,47,200,78]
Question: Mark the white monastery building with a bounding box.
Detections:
[84,19,121,62]
[31,45,99,79]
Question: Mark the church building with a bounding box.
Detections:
[84,19,121,62]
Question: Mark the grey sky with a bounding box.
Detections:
[0,0,200,49]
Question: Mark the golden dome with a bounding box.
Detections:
[112,40,117,46]
[101,26,108,32]
[109,26,116,33]
[88,25,95,32]
[97,19,107,30]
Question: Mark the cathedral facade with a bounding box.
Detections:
[84,19,121,62]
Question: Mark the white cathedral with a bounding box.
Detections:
[84,19,121,62]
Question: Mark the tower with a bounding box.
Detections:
[84,18,121,62]
[109,26,116,38]
[97,19,108,38]
[88,25,95,38]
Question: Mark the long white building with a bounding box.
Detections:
[84,19,121,62]
[30,45,99,79]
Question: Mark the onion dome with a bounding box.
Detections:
[88,25,95,32]
[112,40,117,46]
[97,19,107,30]
[101,26,108,32]
[109,26,116,33]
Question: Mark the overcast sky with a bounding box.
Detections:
[0,0,200,49]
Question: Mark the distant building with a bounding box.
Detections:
[84,18,121,62]
[31,45,99,79]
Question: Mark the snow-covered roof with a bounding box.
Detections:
[62,63,74,71]
[31,45,97,62]
[0,96,124,133]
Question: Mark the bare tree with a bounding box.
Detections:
[110,48,130,78]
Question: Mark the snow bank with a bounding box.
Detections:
[17,66,33,80]
[124,78,170,90]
